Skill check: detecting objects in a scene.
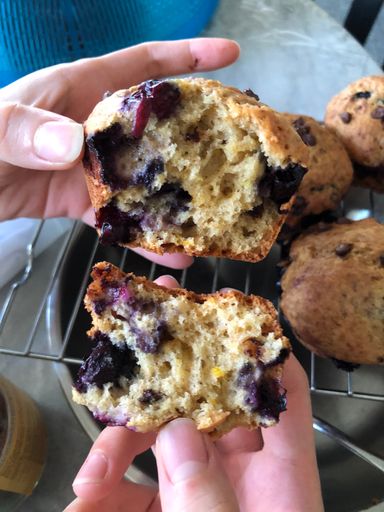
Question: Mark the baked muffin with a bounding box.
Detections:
[83,78,309,262]
[325,75,384,192]
[280,218,384,365]
[72,262,291,437]
[282,114,353,231]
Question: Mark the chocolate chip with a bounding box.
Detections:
[371,106,384,120]
[335,243,353,257]
[291,195,308,216]
[379,254,384,267]
[340,112,352,123]
[353,91,371,99]
[292,117,317,146]
[244,89,260,101]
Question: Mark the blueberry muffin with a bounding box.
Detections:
[83,78,309,262]
[280,218,384,365]
[282,114,353,231]
[325,75,384,192]
[72,262,291,436]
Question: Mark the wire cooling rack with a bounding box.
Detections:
[0,188,383,404]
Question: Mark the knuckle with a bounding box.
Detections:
[0,101,21,149]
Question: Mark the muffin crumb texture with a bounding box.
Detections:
[83,78,309,261]
[73,262,291,437]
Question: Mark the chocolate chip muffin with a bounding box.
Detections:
[282,114,353,231]
[280,218,384,365]
[84,78,309,262]
[324,75,384,192]
[72,262,291,437]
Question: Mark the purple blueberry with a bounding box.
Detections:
[258,163,307,208]
[86,123,135,190]
[121,80,181,138]
[237,362,287,420]
[75,332,138,393]
[139,389,163,404]
[95,203,144,245]
[133,158,164,191]
[133,321,173,354]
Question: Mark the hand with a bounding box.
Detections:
[0,38,239,268]
[65,277,324,512]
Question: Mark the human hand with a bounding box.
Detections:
[0,38,239,268]
[64,277,324,512]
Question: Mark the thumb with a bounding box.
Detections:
[0,102,84,169]
[156,419,239,512]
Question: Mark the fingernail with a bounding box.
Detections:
[73,450,108,486]
[34,121,83,163]
[158,418,208,484]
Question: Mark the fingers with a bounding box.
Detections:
[261,355,324,510]
[154,275,180,288]
[72,426,155,501]
[65,480,160,512]
[132,248,193,270]
[94,38,241,91]
[262,355,315,458]
[1,39,240,121]
[215,427,264,455]
[0,102,83,169]
[156,419,239,512]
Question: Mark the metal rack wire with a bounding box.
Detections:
[1,195,383,404]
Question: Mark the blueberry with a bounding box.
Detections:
[86,123,135,190]
[139,389,163,404]
[236,362,287,420]
[133,158,164,191]
[95,203,143,245]
[133,321,173,354]
[258,163,307,207]
[75,333,138,392]
[121,80,181,138]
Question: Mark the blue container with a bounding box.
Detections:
[0,0,219,87]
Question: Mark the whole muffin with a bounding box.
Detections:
[83,78,309,262]
[280,218,384,365]
[324,75,384,192]
[283,114,353,230]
